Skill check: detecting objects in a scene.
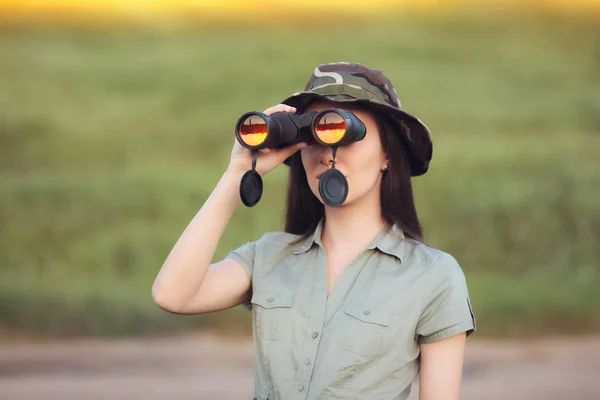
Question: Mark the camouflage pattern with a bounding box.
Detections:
[281,62,433,176]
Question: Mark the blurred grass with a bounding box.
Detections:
[1,7,599,337]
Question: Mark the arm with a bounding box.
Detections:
[151,168,250,314]
[419,332,467,400]
[151,104,305,315]
[415,253,476,399]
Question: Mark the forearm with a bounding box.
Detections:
[151,168,244,311]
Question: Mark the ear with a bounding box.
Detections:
[381,154,390,172]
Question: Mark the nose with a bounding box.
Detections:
[318,146,334,166]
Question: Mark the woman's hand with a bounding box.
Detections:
[227,104,307,176]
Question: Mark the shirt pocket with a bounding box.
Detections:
[251,291,296,342]
[337,300,395,358]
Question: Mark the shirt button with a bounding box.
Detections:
[267,297,274,302]
[298,385,305,392]
[311,332,319,339]
[363,309,371,315]
[304,358,311,365]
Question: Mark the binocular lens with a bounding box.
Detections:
[238,114,268,147]
[314,111,346,145]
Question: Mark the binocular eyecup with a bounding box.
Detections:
[235,108,366,208]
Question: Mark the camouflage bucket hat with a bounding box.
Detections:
[281,62,433,176]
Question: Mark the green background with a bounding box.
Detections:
[1,8,599,338]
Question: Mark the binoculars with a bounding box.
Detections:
[235,108,367,208]
[235,108,366,150]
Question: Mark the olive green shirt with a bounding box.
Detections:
[226,219,476,400]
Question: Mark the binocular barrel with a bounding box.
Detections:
[235,111,308,149]
[235,108,366,150]
[235,108,365,208]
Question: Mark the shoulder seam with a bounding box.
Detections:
[416,251,444,333]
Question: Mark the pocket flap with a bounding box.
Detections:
[251,292,295,309]
[344,301,395,326]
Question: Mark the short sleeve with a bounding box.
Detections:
[225,240,256,279]
[225,241,256,311]
[416,253,476,344]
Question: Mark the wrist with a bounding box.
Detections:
[223,166,246,183]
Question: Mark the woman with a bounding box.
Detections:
[152,62,476,400]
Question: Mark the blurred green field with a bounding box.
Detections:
[1,8,599,338]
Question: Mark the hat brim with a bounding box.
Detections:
[280,92,433,176]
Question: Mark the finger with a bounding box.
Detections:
[259,148,271,154]
[278,142,307,163]
[264,104,296,116]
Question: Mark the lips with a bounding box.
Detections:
[316,170,327,179]
[316,169,350,180]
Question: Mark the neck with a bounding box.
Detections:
[320,191,387,251]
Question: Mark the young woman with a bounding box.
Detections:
[152,62,476,400]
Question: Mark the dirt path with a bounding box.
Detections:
[1,334,599,400]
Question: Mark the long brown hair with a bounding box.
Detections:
[283,107,425,243]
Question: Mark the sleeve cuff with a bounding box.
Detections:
[225,252,253,279]
[419,321,476,344]
[224,253,253,311]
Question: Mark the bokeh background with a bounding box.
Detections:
[1,0,599,398]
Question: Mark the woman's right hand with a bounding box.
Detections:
[227,104,307,177]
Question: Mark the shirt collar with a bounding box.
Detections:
[292,218,325,255]
[371,223,405,261]
[292,218,405,261]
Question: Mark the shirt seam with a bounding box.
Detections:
[416,252,443,335]
[225,252,253,279]
[419,320,475,344]
[224,252,254,311]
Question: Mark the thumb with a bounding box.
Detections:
[278,142,307,164]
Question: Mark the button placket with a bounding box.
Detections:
[292,248,328,400]
[293,324,322,397]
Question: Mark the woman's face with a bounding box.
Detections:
[301,100,388,207]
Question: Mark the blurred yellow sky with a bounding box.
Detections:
[2,0,599,19]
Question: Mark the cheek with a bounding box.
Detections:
[301,147,319,169]
[343,141,384,176]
